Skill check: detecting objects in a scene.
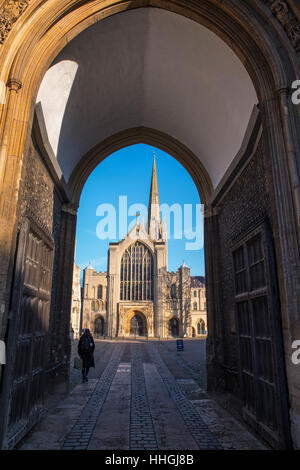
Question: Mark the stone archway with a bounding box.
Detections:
[124,311,148,337]
[94,316,105,338]
[130,313,146,337]
[68,127,213,207]
[168,317,179,338]
[0,0,299,450]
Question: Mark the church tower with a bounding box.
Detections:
[148,155,168,241]
[106,153,168,337]
[147,154,168,269]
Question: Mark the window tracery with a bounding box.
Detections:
[120,242,153,301]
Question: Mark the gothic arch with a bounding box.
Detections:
[0,2,299,313]
[120,241,154,302]
[94,315,105,337]
[69,127,213,207]
[197,319,206,335]
[119,234,155,258]
[1,1,299,229]
[168,317,179,337]
[0,3,298,341]
[0,0,299,450]
[123,310,148,337]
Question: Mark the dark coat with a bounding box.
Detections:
[78,333,95,369]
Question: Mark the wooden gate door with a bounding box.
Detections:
[233,220,291,449]
[4,216,54,448]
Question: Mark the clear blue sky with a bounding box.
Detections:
[75,144,205,280]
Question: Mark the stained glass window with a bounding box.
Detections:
[120,242,153,300]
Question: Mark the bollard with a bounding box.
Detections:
[176,339,184,351]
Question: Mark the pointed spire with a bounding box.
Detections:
[148,153,161,239]
[136,211,140,226]
[162,216,167,241]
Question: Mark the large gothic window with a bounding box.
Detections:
[197,320,206,335]
[120,242,153,301]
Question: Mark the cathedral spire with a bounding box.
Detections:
[162,216,167,241]
[148,153,161,239]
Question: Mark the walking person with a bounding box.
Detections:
[78,328,95,383]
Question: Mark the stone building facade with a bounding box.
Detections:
[70,263,81,339]
[190,277,207,337]
[80,157,207,339]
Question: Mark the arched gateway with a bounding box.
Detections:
[130,313,147,337]
[169,318,179,338]
[94,316,105,338]
[0,1,299,451]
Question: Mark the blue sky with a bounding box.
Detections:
[75,144,205,280]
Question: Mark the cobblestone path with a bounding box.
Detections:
[130,343,158,450]
[147,343,221,449]
[18,339,267,451]
[62,343,124,450]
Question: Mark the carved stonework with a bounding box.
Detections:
[25,205,54,243]
[0,0,29,44]
[7,77,22,91]
[118,303,154,336]
[263,0,300,52]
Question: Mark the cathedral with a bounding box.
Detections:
[79,156,207,339]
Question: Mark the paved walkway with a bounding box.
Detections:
[17,339,267,451]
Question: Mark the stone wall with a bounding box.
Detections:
[81,268,107,335]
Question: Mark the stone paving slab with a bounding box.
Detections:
[62,343,124,450]
[18,380,98,450]
[147,342,222,450]
[17,339,268,451]
[191,399,267,450]
[144,362,199,450]
[176,378,208,400]
[88,363,131,450]
[130,344,158,450]
[159,339,207,389]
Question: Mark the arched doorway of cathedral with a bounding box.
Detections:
[126,311,147,338]
[129,313,147,337]
[94,316,105,338]
[0,1,299,451]
[168,318,179,338]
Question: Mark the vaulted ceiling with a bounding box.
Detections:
[37,7,257,188]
